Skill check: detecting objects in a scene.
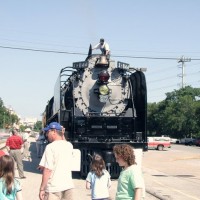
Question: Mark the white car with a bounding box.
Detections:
[170,138,180,144]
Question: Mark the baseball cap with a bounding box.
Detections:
[48,122,62,131]
[43,126,49,132]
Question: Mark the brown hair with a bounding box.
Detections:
[0,155,15,194]
[113,144,136,166]
[90,154,106,177]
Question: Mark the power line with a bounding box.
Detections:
[0,45,87,55]
[1,44,200,61]
[148,75,177,84]
[1,44,200,92]
[147,65,177,75]
[149,83,179,91]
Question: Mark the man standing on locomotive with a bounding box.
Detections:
[92,38,110,58]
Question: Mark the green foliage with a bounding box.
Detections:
[147,86,200,139]
[34,121,42,131]
[147,102,160,135]
[0,98,19,129]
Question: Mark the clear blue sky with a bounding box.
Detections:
[0,1,199,120]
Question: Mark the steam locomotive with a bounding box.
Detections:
[43,46,147,178]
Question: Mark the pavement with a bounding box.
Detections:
[2,137,161,200]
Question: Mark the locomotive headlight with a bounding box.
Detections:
[99,85,109,95]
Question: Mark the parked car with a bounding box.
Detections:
[183,138,195,146]
[194,138,200,146]
[170,138,180,144]
[148,136,171,151]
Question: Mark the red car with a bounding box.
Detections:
[148,136,171,151]
[194,138,200,146]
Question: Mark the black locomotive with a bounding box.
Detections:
[43,47,147,178]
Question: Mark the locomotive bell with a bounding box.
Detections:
[100,56,107,64]
[96,55,109,67]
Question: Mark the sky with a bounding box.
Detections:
[0,0,199,120]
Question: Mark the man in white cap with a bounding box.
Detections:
[39,122,74,200]
[22,128,32,161]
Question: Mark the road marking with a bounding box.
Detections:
[153,179,199,200]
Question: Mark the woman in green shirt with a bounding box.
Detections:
[113,144,145,200]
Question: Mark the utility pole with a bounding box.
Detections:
[177,56,191,88]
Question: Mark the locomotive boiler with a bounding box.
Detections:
[43,47,147,178]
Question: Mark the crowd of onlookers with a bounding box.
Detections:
[0,127,48,160]
[0,127,47,200]
[0,122,146,200]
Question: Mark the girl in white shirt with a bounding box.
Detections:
[86,154,111,200]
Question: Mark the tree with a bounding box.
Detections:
[34,121,42,131]
[0,97,20,129]
[147,102,159,135]
[163,86,200,138]
[147,86,200,139]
